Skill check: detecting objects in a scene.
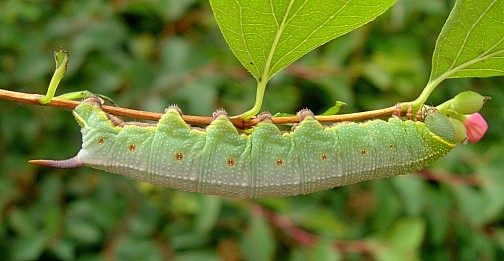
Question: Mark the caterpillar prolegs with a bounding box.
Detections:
[31,97,456,198]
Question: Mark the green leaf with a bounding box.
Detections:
[50,239,75,261]
[210,0,397,82]
[272,112,296,117]
[391,176,425,216]
[430,0,504,81]
[8,208,36,236]
[241,214,275,261]
[452,185,485,226]
[175,250,221,261]
[195,195,222,233]
[310,238,341,261]
[320,101,346,115]
[12,233,48,261]
[384,218,425,251]
[424,187,450,245]
[372,218,426,261]
[116,236,163,261]
[495,228,504,249]
[271,101,346,122]
[56,91,118,106]
[66,219,103,244]
[481,168,504,223]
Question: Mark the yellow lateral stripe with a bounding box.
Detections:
[430,132,456,148]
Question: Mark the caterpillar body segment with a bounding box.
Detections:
[31,97,456,198]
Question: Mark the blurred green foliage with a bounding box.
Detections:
[1,0,504,260]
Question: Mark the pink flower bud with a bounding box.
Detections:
[464,113,488,143]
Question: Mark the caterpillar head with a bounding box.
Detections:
[432,91,490,143]
[424,108,467,143]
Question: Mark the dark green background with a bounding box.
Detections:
[1,1,503,260]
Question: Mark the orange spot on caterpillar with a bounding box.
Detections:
[276,159,283,166]
[99,138,105,144]
[227,158,235,167]
[361,149,366,156]
[389,144,393,150]
[129,144,136,152]
[176,153,183,161]
[321,154,327,160]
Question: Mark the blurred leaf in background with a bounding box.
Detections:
[0,0,503,260]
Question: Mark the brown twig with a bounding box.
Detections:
[0,88,396,129]
[415,169,484,187]
[251,204,379,254]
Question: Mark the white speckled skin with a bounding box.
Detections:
[65,98,456,198]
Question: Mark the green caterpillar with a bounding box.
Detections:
[31,97,457,198]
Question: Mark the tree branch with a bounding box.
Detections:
[0,88,396,129]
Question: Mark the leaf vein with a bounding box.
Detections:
[449,0,498,70]
[270,0,353,75]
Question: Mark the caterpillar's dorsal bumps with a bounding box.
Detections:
[31,97,456,198]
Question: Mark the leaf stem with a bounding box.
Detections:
[411,48,504,109]
[409,80,441,109]
[39,48,69,104]
[239,1,295,120]
[240,79,268,120]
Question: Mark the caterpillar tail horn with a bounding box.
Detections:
[29,156,84,169]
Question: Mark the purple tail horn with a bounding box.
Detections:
[29,156,84,169]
